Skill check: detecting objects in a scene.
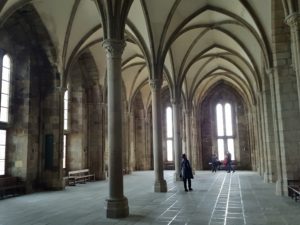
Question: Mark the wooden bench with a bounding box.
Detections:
[68,169,95,186]
[288,180,300,202]
[0,176,25,199]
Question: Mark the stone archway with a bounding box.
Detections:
[200,82,251,170]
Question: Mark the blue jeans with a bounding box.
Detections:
[227,162,235,172]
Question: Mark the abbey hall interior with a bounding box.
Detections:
[1,0,300,224]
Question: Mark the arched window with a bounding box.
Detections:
[0,55,11,122]
[166,106,173,161]
[0,54,11,175]
[216,103,235,160]
[63,89,69,169]
[64,90,69,130]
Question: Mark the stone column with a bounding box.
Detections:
[268,68,285,195]
[102,39,129,218]
[185,110,192,161]
[171,99,181,181]
[129,111,135,173]
[286,14,300,111]
[150,79,167,192]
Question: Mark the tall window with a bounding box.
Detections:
[166,106,173,161]
[0,54,11,175]
[1,55,11,122]
[0,130,6,175]
[216,103,235,160]
[64,90,69,130]
[63,90,69,169]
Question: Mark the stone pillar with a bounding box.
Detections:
[256,95,264,176]
[102,39,129,218]
[129,111,135,173]
[171,99,181,181]
[185,110,192,161]
[286,14,300,111]
[149,79,167,192]
[268,68,286,195]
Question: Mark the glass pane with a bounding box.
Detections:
[217,139,225,160]
[216,104,224,136]
[63,135,66,169]
[166,140,173,161]
[0,107,8,122]
[227,138,235,160]
[0,130,6,145]
[64,100,68,110]
[0,146,5,159]
[166,107,173,138]
[64,90,68,100]
[1,81,9,94]
[1,94,8,107]
[0,160,4,175]
[225,103,233,136]
[64,110,68,120]
[2,67,10,81]
[3,55,10,68]
[64,90,68,131]
[64,119,68,130]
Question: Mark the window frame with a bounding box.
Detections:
[0,51,12,176]
[63,88,70,170]
[166,106,173,162]
[216,102,235,160]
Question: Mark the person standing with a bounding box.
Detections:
[226,151,235,173]
[211,153,218,173]
[180,154,193,192]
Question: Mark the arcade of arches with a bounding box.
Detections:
[0,0,300,218]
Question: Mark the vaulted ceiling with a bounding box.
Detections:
[0,0,273,111]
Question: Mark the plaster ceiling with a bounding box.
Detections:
[0,0,273,110]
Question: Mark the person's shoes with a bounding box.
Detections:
[185,189,188,192]
[189,188,193,191]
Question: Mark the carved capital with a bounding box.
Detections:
[265,67,274,75]
[185,109,191,116]
[171,98,180,105]
[102,39,126,58]
[149,79,162,91]
[285,13,300,30]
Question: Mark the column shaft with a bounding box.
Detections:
[172,101,181,181]
[150,79,167,192]
[102,39,129,218]
[286,14,300,112]
[185,111,191,160]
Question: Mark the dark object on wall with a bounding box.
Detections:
[44,134,54,170]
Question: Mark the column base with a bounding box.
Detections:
[174,172,182,181]
[106,197,129,218]
[154,179,167,192]
[275,180,284,196]
[263,171,269,183]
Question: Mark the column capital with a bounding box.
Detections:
[265,67,275,76]
[102,39,126,58]
[171,98,180,105]
[56,86,67,94]
[149,79,162,91]
[184,109,191,116]
[285,13,300,29]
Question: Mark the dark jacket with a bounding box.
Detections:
[181,158,193,179]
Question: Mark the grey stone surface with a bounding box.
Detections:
[1,171,300,225]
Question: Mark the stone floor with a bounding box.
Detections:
[0,171,300,225]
